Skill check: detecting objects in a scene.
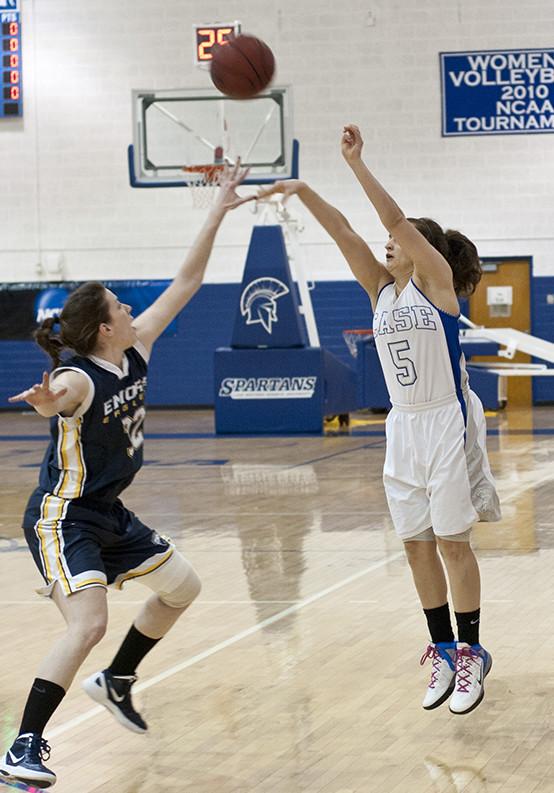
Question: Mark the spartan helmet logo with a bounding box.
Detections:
[240,277,290,334]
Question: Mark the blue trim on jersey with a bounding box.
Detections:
[410,279,467,424]
[375,281,395,307]
[410,278,460,319]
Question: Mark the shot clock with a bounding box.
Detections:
[1,0,22,118]
[193,21,241,66]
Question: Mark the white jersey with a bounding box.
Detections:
[373,279,501,539]
[373,279,468,409]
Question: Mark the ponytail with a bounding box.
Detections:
[409,217,482,298]
[34,316,65,370]
[34,282,110,369]
[445,229,482,297]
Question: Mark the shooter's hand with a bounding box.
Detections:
[341,124,364,164]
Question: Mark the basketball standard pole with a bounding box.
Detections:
[459,313,554,363]
[255,199,321,347]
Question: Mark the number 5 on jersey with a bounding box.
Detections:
[387,340,418,386]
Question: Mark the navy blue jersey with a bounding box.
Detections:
[37,344,148,506]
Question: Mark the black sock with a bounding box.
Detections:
[423,603,455,644]
[455,608,480,646]
[18,678,66,737]
[108,624,161,676]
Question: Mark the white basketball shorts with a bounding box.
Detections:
[383,391,500,541]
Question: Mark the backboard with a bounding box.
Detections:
[128,86,298,188]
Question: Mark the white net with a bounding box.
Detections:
[342,329,373,358]
[182,165,224,209]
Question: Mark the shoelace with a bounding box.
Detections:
[455,646,481,693]
[420,645,442,689]
[26,735,51,762]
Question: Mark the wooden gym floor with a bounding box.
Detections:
[1,405,554,793]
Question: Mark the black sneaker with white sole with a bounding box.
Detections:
[0,732,57,788]
[82,669,147,733]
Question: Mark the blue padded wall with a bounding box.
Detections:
[2,278,554,407]
[310,281,373,367]
[144,283,241,406]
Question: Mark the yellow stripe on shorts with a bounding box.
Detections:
[34,493,72,595]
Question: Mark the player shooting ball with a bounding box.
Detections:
[233,124,500,715]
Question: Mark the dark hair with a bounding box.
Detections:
[408,217,482,297]
[34,281,111,369]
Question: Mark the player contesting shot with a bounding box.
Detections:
[0,161,248,789]
[233,124,501,715]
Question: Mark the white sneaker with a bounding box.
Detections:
[420,642,457,710]
[449,642,492,714]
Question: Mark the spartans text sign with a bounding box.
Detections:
[440,48,554,136]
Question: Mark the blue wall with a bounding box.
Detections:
[2,278,554,407]
[109,280,372,406]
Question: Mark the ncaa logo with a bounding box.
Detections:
[240,277,290,334]
[34,288,69,324]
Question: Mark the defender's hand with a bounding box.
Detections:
[226,179,306,210]
[214,158,251,212]
[8,371,68,407]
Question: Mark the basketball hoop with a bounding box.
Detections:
[342,328,373,358]
[181,164,225,209]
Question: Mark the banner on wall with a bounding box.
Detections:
[440,48,554,136]
[0,280,176,341]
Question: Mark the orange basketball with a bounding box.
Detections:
[210,34,275,100]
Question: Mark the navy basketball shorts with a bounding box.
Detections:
[22,488,174,597]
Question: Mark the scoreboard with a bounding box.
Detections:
[1,0,21,118]
[193,21,241,66]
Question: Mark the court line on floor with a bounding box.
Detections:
[1,597,512,606]
[47,551,404,739]
[4,427,554,443]
[496,469,554,503]
[0,511,389,518]
[0,599,361,605]
[287,440,386,469]
[0,432,332,441]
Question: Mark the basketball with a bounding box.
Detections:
[210,34,275,99]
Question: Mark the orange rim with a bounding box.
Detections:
[181,164,225,184]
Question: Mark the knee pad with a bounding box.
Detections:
[139,551,201,608]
